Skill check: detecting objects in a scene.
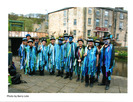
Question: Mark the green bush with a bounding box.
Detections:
[46,39,50,46]
[118,51,127,58]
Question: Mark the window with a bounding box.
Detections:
[63,18,66,26]
[88,18,91,25]
[74,19,77,25]
[120,13,124,19]
[96,19,100,27]
[104,20,108,27]
[104,11,109,17]
[73,30,76,36]
[119,22,123,29]
[88,30,91,37]
[116,34,119,40]
[64,10,67,17]
[96,10,100,16]
[88,8,92,14]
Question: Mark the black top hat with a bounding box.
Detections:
[41,38,47,43]
[95,39,100,43]
[102,37,110,40]
[63,33,69,37]
[86,37,94,42]
[77,38,84,43]
[69,34,74,38]
[50,36,55,40]
[58,37,63,41]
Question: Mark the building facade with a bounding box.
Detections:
[48,7,128,47]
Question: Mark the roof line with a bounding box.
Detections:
[48,7,74,14]
[96,7,128,13]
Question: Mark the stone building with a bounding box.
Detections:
[48,7,128,47]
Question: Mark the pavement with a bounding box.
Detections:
[8,58,127,93]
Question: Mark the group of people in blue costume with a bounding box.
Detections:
[18,33,115,90]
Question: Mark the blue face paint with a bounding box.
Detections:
[69,37,73,42]
[64,37,68,40]
[59,40,62,44]
[95,43,99,46]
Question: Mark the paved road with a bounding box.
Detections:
[8,59,127,93]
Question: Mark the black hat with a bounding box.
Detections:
[41,38,47,43]
[86,37,94,42]
[63,33,69,37]
[50,36,55,40]
[102,37,110,40]
[77,38,84,43]
[69,34,74,38]
[28,39,33,43]
[95,39,100,43]
[58,37,63,41]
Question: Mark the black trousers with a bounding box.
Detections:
[85,67,94,84]
[102,65,111,86]
[28,68,35,75]
[96,63,100,79]
[39,65,44,75]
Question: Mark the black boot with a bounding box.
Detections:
[60,69,64,77]
[69,72,73,80]
[85,83,89,87]
[49,72,52,75]
[52,71,55,75]
[105,85,109,90]
[56,70,60,77]
[90,83,93,87]
[76,75,80,82]
[98,83,105,86]
[64,72,69,79]
[81,76,84,83]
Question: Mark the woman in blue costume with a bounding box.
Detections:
[98,35,115,90]
[25,39,36,75]
[47,36,57,75]
[63,33,69,78]
[18,38,27,73]
[37,38,48,76]
[55,37,64,77]
[84,38,99,87]
[75,38,86,83]
[94,39,104,82]
[64,34,77,80]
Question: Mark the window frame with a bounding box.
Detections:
[119,21,123,29]
[88,18,91,25]
[73,30,76,36]
[64,10,67,17]
[74,19,77,25]
[104,11,109,17]
[96,19,100,27]
[87,30,91,37]
[88,8,92,14]
[104,20,108,27]
[96,10,100,16]
[120,13,124,19]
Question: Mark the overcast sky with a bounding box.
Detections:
[7,0,128,15]
[8,7,128,15]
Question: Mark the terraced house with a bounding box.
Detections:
[48,7,128,47]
